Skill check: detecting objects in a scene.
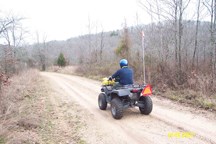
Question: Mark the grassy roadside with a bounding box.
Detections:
[0,69,86,144]
[156,89,216,111]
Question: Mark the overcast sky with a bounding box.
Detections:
[0,0,150,42]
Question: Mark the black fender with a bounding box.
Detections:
[111,89,130,98]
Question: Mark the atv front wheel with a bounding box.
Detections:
[111,98,123,119]
[98,93,107,110]
[139,96,153,115]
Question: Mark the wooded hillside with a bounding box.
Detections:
[0,0,216,109]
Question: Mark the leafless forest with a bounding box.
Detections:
[1,0,216,108]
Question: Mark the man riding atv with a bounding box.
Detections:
[109,59,134,88]
[98,58,153,119]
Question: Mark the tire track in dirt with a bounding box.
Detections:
[41,72,216,144]
[43,73,149,144]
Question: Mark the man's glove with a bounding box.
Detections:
[108,76,112,81]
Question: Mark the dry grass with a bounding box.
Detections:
[0,69,41,144]
[0,69,39,115]
[0,68,87,144]
[47,65,78,75]
[159,89,216,111]
[75,63,119,81]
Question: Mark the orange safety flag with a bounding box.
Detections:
[141,84,152,96]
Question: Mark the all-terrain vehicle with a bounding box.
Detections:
[98,78,153,119]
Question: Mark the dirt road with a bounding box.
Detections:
[41,72,216,144]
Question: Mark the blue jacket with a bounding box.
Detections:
[112,67,134,85]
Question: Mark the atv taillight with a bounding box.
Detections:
[141,85,152,96]
[131,89,139,93]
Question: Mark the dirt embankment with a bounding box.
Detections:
[0,71,86,144]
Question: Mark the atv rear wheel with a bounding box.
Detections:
[98,93,107,110]
[139,96,153,115]
[111,97,123,119]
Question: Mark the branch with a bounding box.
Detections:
[138,0,174,21]
[202,1,212,13]
[0,20,14,34]
[182,0,191,12]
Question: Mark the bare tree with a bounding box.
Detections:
[34,32,47,71]
[172,0,191,70]
[0,14,25,74]
[139,0,191,69]
[214,0,216,80]
[0,16,14,35]
[203,0,216,87]
[192,0,201,69]
[99,30,105,62]
[115,20,131,60]
[87,15,92,63]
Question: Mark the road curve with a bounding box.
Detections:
[41,72,216,144]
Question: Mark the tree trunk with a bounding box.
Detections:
[174,3,178,65]
[213,0,216,88]
[100,31,104,62]
[178,0,183,71]
[192,0,201,69]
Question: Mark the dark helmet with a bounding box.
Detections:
[119,59,128,68]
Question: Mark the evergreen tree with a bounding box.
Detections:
[57,53,66,67]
